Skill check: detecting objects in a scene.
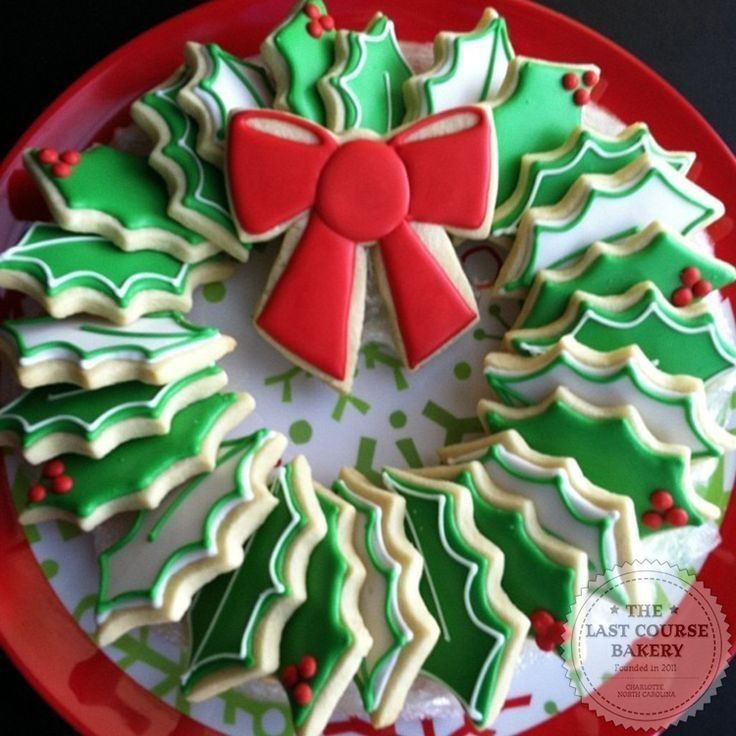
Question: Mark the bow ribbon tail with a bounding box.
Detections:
[376,221,478,368]
[255,214,362,384]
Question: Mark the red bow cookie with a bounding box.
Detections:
[227,107,497,391]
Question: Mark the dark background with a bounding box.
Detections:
[0,0,733,733]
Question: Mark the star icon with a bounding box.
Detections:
[610,605,619,614]
[670,605,679,614]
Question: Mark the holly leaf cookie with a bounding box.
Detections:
[513,223,736,331]
[407,462,587,653]
[492,57,601,208]
[276,484,372,736]
[507,282,736,386]
[382,467,529,728]
[227,107,496,391]
[439,431,644,605]
[486,338,736,461]
[403,8,515,121]
[24,146,220,263]
[0,365,227,464]
[96,429,287,646]
[0,223,234,324]
[182,456,327,701]
[493,124,696,235]
[0,312,235,390]
[479,386,721,537]
[132,68,252,260]
[18,391,254,530]
[319,13,412,135]
[495,155,725,294]
[261,0,337,125]
[333,468,441,727]
[176,42,274,168]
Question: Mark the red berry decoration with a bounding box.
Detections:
[680,266,701,287]
[642,511,664,530]
[52,475,74,494]
[60,150,81,166]
[530,609,554,633]
[573,88,591,106]
[293,682,313,706]
[303,2,320,19]
[535,632,557,652]
[671,287,693,307]
[665,507,689,527]
[692,280,712,298]
[320,15,335,31]
[51,162,72,179]
[650,490,674,512]
[307,18,323,38]
[281,664,299,688]
[549,620,569,645]
[28,484,46,504]
[582,69,600,87]
[298,655,317,679]
[38,148,58,165]
[43,459,65,478]
[561,73,579,90]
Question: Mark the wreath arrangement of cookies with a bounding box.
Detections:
[0,3,733,734]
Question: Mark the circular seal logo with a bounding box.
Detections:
[564,561,730,730]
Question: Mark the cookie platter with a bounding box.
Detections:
[1,1,735,735]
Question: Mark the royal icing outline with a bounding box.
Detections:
[507,282,736,386]
[333,468,440,727]
[276,483,372,736]
[382,467,529,727]
[132,67,252,260]
[182,456,328,702]
[479,386,721,537]
[512,223,736,331]
[0,313,235,390]
[403,8,514,121]
[408,461,587,651]
[496,154,725,294]
[0,364,227,464]
[24,146,220,263]
[18,391,254,531]
[439,430,644,605]
[486,338,736,460]
[319,12,412,135]
[493,124,696,235]
[96,429,287,646]
[0,223,234,324]
[176,42,274,168]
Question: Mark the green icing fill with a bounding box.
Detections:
[327,15,411,134]
[493,59,586,206]
[385,470,511,725]
[183,462,309,694]
[0,223,218,306]
[0,365,221,447]
[24,392,240,520]
[97,430,269,617]
[449,469,576,624]
[273,0,335,124]
[32,147,206,244]
[138,73,244,243]
[512,289,736,383]
[279,491,352,727]
[482,397,703,537]
[493,127,694,233]
[519,231,736,329]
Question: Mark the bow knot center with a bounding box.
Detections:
[315,140,410,242]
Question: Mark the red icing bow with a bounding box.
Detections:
[227,107,496,388]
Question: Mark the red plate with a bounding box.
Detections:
[0,1,734,734]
